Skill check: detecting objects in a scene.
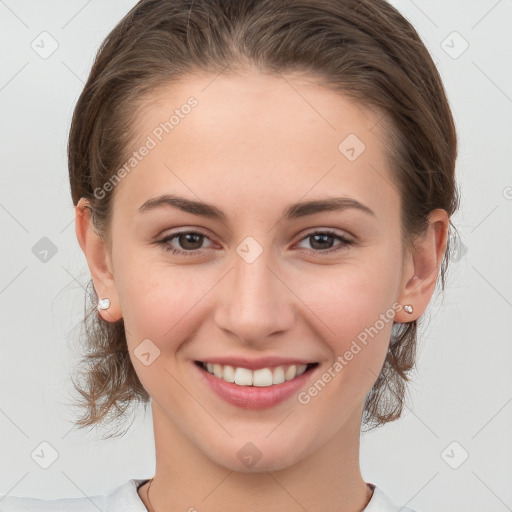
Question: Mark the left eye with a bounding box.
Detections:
[157,229,353,256]
[295,230,353,254]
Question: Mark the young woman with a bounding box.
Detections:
[1,0,458,510]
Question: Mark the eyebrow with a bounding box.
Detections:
[138,194,375,220]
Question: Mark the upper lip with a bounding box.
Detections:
[196,356,318,371]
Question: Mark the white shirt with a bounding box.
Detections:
[0,480,420,511]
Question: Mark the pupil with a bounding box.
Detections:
[311,234,332,250]
[180,233,202,250]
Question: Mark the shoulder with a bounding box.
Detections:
[365,483,421,512]
[0,479,148,512]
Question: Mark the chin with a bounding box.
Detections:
[202,435,313,474]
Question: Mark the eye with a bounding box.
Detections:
[157,230,214,256]
[295,229,353,255]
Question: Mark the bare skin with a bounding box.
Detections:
[75,70,448,512]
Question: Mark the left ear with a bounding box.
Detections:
[395,208,449,323]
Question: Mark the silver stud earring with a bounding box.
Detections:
[97,298,111,311]
[403,304,414,314]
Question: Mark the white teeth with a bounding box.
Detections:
[296,364,307,377]
[213,364,223,378]
[222,365,235,383]
[202,362,312,387]
[234,367,253,386]
[272,366,285,384]
[253,368,273,387]
[285,365,296,380]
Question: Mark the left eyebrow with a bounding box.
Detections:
[283,197,375,219]
[138,194,375,220]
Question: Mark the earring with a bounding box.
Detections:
[97,298,111,311]
[403,304,414,314]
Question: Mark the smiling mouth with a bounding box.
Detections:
[195,361,318,387]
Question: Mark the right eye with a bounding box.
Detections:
[157,230,214,256]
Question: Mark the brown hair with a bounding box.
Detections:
[68,0,459,437]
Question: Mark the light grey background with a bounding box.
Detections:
[0,1,511,511]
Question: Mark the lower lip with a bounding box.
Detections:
[193,362,318,410]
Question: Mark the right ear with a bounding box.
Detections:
[75,198,122,322]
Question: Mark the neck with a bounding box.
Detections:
[139,402,372,512]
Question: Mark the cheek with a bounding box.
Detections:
[296,258,400,342]
[290,255,400,391]
[298,283,395,414]
[115,252,218,352]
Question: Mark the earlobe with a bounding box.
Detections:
[75,198,122,322]
[395,209,449,323]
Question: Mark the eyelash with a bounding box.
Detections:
[157,229,353,257]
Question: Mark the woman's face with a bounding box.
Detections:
[88,71,428,471]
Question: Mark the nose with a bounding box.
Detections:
[213,243,295,346]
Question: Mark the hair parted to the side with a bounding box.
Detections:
[68,0,459,438]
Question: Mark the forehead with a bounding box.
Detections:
[114,70,399,220]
